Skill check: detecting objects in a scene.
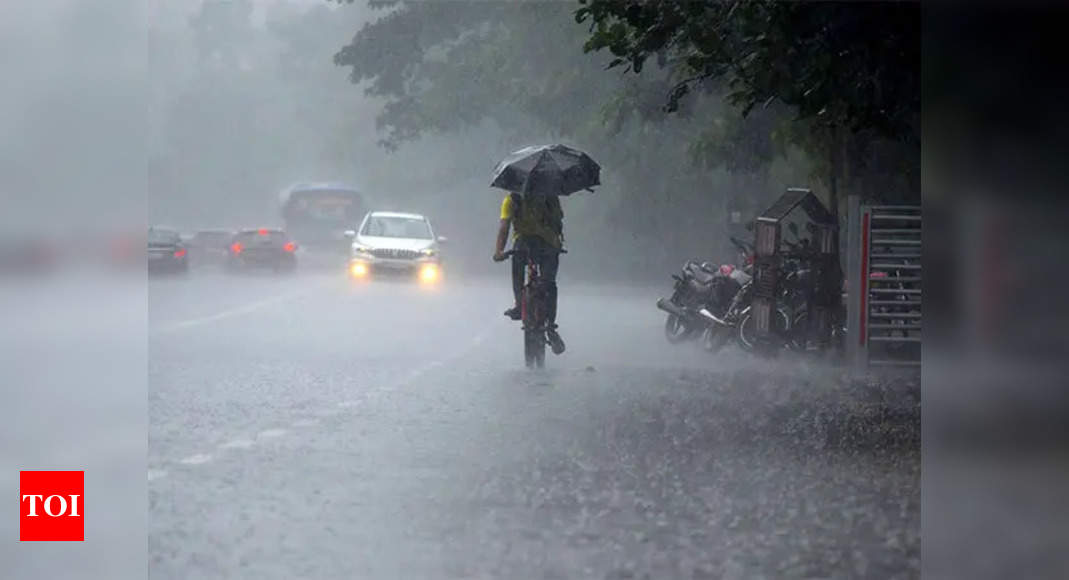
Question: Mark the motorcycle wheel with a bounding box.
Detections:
[664,314,696,344]
[701,325,730,353]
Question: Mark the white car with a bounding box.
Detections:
[346,211,446,282]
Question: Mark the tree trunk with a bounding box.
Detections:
[827,124,840,221]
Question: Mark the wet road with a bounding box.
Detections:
[148,268,920,579]
[3,272,146,580]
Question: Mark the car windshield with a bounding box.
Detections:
[194,232,231,246]
[234,231,288,246]
[361,216,432,239]
[284,190,365,224]
[148,229,180,244]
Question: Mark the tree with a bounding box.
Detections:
[329,1,824,277]
[333,1,614,149]
[577,0,919,141]
[576,0,921,213]
[150,1,383,226]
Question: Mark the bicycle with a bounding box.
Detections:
[502,247,566,368]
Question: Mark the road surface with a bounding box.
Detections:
[148,268,920,579]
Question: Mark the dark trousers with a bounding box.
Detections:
[511,236,560,325]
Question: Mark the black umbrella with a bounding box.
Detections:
[490,144,600,197]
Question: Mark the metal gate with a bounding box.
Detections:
[846,199,921,372]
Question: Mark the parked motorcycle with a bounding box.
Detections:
[656,236,754,344]
[700,262,795,353]
[687,224,849,357]
[700,237,811,354]
[656,259,725,343]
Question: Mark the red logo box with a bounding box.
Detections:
[19,471,84,541]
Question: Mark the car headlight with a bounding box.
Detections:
[352,244,373,255]
[420,248,437,257]
[418,263,439,283]
[351,262,368,276]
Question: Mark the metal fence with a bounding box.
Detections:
[846,199,921,372]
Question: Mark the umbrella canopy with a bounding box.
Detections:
[490,144,600,197]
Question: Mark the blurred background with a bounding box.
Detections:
[1,1,147,578]
[139,0,917,280]
[1,1,1068,578]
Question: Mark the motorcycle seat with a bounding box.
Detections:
[690,268,718,285]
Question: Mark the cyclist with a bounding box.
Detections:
[492,191,566,355]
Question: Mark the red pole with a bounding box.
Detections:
[859,212,870,346]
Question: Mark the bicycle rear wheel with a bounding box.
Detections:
[523,287,546,368]
[524,331,545,368]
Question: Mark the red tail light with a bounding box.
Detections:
[173,248,187,258]
[231,242,243,254]
[258,228,268,236]
[283,242,296,252]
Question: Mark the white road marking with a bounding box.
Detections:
[470,331,489,347]
[178,454,213,465]
[151,281,329,335]
[385,323,499,389]
[312,408,342,417]
[257,428,288,439]
[219,438,255,450]
[157,321,501,470]
[153,296,291,334]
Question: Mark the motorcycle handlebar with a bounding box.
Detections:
[729,236,752,252]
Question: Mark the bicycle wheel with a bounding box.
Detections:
[523,286,546,368]
[526,330,546,368]
[737,306,790,353]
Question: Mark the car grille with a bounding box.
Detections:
[370,248,419,260]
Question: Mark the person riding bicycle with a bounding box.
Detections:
[492,190,566,355]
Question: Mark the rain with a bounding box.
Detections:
[26,2,1066,579]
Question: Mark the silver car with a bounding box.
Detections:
[345,211,446,283]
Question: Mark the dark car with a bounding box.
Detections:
[147,227,189,274]
[0,231,59,276]
[188,229,233,267]
[226,228,298,273]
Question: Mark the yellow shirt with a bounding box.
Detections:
[500,193,563,249]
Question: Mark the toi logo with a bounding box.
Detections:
[19,471,84,541]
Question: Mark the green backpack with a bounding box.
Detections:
[510,192,563,237]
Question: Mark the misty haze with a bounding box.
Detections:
[3,1,921,579]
